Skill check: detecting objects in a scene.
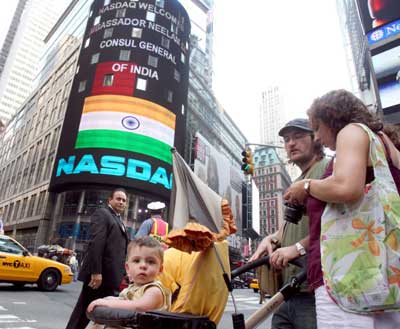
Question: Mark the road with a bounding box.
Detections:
[0,283,272,328]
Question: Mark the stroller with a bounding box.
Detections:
[87,250,306,329]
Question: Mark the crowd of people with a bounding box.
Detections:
[63,89,400,329]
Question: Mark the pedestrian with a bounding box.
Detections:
[284,89,400,328]
[69,253,79,282]
[65,188,129,329]
[87,236,170,329]
[135,201,169,244]
[250,118,329,329]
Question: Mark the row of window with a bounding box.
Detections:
[0,190,47,226]
[0,62,74,167]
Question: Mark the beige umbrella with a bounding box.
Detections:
[164,149,237,252]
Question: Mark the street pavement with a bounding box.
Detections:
[0,283,272,329]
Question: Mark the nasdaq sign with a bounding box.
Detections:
[368,19,400,45]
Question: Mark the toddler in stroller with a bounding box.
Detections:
[86,237,171,328]
[86,240,230,328]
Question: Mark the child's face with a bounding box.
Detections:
[125,246,163,286]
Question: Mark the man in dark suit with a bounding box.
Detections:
[65,188,129,329]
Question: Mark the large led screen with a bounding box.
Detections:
[371,39,400,114]
[357,0,400,33]
[49,0,191,200]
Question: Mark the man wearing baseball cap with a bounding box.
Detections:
[136,201,169,245]
[250,118,329,329]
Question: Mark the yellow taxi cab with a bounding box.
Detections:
[0,235,73,291]
[249,278,259,293]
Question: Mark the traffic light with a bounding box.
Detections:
[241,148,254,175]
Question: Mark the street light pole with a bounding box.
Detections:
[245,142,284,149]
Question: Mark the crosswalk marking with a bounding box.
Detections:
[0,306,38,327]
[224,292,266,311]
[12,302,27,305]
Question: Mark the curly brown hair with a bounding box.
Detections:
[307,89,400,149]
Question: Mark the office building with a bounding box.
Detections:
[259,86,285,146]
[0,0,28,77]
[0,0,70,122]
[252,146,291,236]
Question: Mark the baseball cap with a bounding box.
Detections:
[278,118,313,137]
[147,201,166,210]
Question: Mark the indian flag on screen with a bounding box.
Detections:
[75,95,176,164]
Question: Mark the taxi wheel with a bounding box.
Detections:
[38,269,59,291]
[253,288,259,293]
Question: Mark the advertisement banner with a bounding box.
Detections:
[49,0,191,200]
[193,133,243,234]
[371,39,400,114]
[357,0,400,33]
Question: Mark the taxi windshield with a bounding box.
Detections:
[0,237,25,255]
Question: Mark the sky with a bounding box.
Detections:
[0,0,353,142]
[212,0,352,142]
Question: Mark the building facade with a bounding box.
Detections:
[252,146,291,236]
[336,0,377,108]
[0,0,70,122]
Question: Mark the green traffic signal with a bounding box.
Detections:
[241,148,254,175]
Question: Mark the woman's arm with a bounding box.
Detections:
[87,286,164,312]
[285,124,369,204]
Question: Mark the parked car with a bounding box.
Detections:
[0,235,73,291]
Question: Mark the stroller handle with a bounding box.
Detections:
[231,255,305,279]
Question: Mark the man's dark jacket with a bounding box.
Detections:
[78,206,129,288]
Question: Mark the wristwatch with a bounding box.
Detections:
[295,242,306,256]
[304,179,311,195]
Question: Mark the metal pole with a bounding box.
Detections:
[245,142,284,149]
[72,190,85,251]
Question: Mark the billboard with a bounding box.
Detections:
[371,39,400,115]
[49,0,191,200]
[193,133,243,232]
[357,0,400,33]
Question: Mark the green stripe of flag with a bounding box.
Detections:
[75,130,172,164]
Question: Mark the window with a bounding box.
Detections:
[147,55,158,68]
[174,69,180,82]
[84,38,90,48]
[132,28,142,38]
[91,53,100,64]
[181,105,185,115]
[146,11,155,22]
[119,50,131,61]
[181,53,186,63]
[116,8,126,18]
[103,74,114,86]
[166,90,173,103]
[161,36,170,49]
[78,80,86,92]
[93,15,101,26]
[104,0,111,5]
[27,195,36,217]
[136,78,147,91]
[0,237,24,255]
[155,0,164,7]
[104,27,113,38]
